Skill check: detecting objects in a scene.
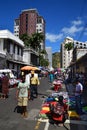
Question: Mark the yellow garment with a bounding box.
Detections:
[42,107,50,111]
[68,110,79,118]
[31,70,34,74]
[30,76,40,85]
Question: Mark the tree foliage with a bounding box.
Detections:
[20,32,44,50]
[40,55,49,67]
[20,33,30,47]
[64,42,74,51]
[52,52,60,68]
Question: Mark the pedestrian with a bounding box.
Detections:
[25,71,31,87]
[1,72,9,99]
[16,75,30,118]
[30,70,40,100]
[49,71,54,83]
[75,79,84,115]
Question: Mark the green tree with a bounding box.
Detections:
[30,32,44,50]
[20,32,45,66]
[39,55,49,67]
[20,33,30,47]
[20,32,44,50]
[52,52,60,68]
[64,42,74,51]
[40,49,47,55]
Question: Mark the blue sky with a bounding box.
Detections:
[0,0,87,53]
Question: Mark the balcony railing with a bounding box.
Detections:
[6,52,23,61]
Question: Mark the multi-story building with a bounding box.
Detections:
[14,8,45,66]
[60,37,73,68]
[14,18,20,37]
[61,36,87,69]
[14,8,45,50]
[46,47,52,69]
[0,30,26,72]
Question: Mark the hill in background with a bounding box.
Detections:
[52,52,60,68]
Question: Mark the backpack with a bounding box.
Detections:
[50,102,65,115]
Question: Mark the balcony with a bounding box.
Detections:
[6,52,23,61]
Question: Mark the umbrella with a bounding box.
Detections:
[20,66,34,71]
[31,67,40,71]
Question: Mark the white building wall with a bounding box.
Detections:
[77,49,87,59]
[61,37,73,68]
[0,39,4,53]
[0,29,24,63]
[61,37,87,69]
[23,51,31,64]
[14,25,19,37]
[46,47,52,68]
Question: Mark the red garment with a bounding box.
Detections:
[2,76,9,96]
[51,102,68,122]
[54,84,61,91]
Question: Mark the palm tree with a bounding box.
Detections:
[20,32,44,50]
[40,49,47,55]
[30,32,44,50]
[19,33,30,47]
[20,32,44,66]
[64,42,74,51]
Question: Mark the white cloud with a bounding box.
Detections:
[71,19,83,26]
[46,33,63,42]
[46,19,84,43]
[61,19,83,36]
[61,25,83,36]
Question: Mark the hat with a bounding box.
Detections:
[31,70,34,74]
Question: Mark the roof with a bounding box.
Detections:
[0,30,24,47]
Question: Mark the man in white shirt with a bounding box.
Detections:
[75,79,84,115]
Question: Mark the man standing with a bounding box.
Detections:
[30,71,40,100]
[16,75,30,118]
[75,79,84,115]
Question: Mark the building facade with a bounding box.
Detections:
[0,30,25,72]
[60,37,73,68]
[60,36,87,69]
[46,47,52,69]
[14,8,45,50]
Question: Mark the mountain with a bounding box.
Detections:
[52,52,60,68]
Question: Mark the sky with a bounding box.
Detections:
[0,0,87,53]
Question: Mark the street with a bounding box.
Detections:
[0,77,87,130]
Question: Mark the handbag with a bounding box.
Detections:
[14,105,23,114]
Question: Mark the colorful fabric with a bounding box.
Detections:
[68,110,79,118]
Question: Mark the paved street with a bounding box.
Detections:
[0,77,87,130]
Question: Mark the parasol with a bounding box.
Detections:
[31,67,40,71]
[20,66,40,71]
[20,66,34,71]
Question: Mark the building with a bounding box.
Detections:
[46,47,52,69]
[14,8,45,50]
[14,18,20,37]
[23,47,39,66]
[0,30,26,72]
[60,36,87,69]
[60,37,73,68]
[14,8,46,66]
